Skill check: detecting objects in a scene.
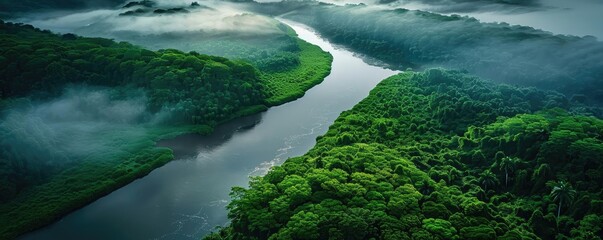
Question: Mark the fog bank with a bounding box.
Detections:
[0,87,153,169]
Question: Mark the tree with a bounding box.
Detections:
[480,170,497,192]
[498,156,519,188]
[549,181,577,219]
[285,211,320,239]
[422,218,457,239]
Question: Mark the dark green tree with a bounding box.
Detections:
[549,181,577,219]
[480,170,498,192]
[498,156,519,188]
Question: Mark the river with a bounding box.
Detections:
[20,20,398,240]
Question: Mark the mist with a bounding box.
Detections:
[0,87,153,166]
[0,85,173,201]
[5,0,296,69]
[0,83,199,199]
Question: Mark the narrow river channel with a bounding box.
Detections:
[21,20,398,240]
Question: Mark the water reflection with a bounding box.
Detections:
[157,113,264,159]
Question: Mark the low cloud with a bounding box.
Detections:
[0,86,152,166]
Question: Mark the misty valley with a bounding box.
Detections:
[0,0,602,239]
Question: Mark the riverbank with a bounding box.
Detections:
[0,34,332,239]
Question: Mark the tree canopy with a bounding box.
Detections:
[0,20,266,125]
[208,69,603,239]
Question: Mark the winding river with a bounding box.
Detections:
[21,20,398,240]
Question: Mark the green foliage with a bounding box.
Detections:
[480,170,498,192]
[260,40,333,106]
[498,156,520,188]
[422,218,457,239]
[134,22,304,74]
[0,125,195,239]
[570,214,603,240]
[208,69,603,239]
[549,181,577,219]
[460,225,496,239]
[107,18,334,107]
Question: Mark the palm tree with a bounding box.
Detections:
[480,170,498,192]
[499,156,519,187]
[550,181,577,219]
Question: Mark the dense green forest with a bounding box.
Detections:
[273,3,603,106]
[116,20,333,105]
[0,19,332,239]
[108,14,307,74]
[0,20,267,125]
[207,69,603,239]
[52,2,334,104]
